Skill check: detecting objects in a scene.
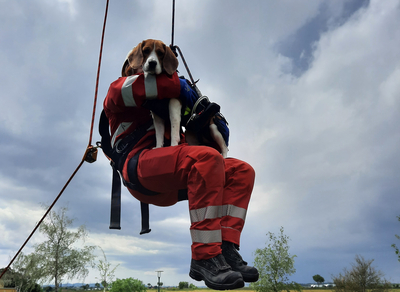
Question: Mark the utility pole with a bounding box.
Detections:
[156,270,163,292]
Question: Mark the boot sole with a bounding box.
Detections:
[189,269,244,290]
[242,272,259,283]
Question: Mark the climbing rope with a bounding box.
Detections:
[0,0,110,280]
[0,0,200,281]
[169,0,202,97]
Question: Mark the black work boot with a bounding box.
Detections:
[221,241,259,282]
[189,254,244,290]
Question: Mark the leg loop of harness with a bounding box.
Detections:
[100,111,189,234]
[109,148,157,234]
[104,119,157,234]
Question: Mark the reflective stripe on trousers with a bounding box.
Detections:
[189,204,247,245]
[130,144,255,260]
[190,205,247,223]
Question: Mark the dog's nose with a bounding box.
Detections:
[148,60,157,70]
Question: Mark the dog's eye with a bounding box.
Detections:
[143,47,151,55]
[156,49,164,57]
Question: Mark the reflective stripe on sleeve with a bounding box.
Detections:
[144,74,158,99]
[190,206,222,223]
[190,229,221,244]
[111,122,133,147]
[121,75,139,107]
[221,205,247,221]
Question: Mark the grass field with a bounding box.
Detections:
[60,289,400,292]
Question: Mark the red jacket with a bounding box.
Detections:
[103,72,181,154]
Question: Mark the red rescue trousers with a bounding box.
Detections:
[124,144,255,261]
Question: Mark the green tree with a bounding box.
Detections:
[110,278,147,292]
[0,267,19,289]
[312,274,325,286]
[251,226,301,292]
[12,252,43,292]
[30,206,96,292]
[96,247,119,292]
[392,215,400,262]
[179,281,189,289]
[332,255,391,292]
[189,283,197,289]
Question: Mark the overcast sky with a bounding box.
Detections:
[1,0,400,287]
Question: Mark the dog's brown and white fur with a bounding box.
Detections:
[122,39,181,148]
[122,39,228,157]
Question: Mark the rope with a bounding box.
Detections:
[171,0,175,47]
[169,0,201,96]
[88,0,109,147]
[0,161,84,280]
[0,0,110,281]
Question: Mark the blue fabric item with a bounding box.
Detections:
[179,77,229,146]
[179,78,198,109]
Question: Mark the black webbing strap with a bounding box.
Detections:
[140,202,151,235]
[99,109,155,233]
[99,109,189,234]
[110,168,122,230]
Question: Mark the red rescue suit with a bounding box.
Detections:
[104,72,255,260]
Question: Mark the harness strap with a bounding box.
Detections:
[99,109,189,234]
[99,109,155,233]
[110,168,122,230]
[109,149,155,234]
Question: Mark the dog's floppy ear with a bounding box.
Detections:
[121,59,131,77]
[130,41,145,69]
[122,41,146,76]
[163,44,179,75]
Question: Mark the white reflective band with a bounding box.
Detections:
[221,205,247,221]
[190,206,222,223]
[121,75,139,107]
[111,122,133,147]
[144,74,158,99]
[190,229,221,244]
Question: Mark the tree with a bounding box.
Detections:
[1,267,30,292]
[29,206,96,292]
[332,255,391,292]
[189,283,197,289]
[96,247,119,292]
[110,278,147,292]
[1,267,19,289]
[179,281,189,289]
[312,274,325,286]
[251,226,301,292]
[392,215,400,262]
[12,252,43,292]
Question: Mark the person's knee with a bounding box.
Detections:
[188,146,225,182]
[190,146,224,165]
[242,161,255,180]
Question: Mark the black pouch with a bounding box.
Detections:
[185,96,220,132]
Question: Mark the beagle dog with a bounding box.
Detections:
[122,39,182,148]
[122,39,228,157]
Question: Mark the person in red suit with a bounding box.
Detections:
[103,42,258,290]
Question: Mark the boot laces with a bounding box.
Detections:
[224,242,247,265]
[210,254,231,272]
